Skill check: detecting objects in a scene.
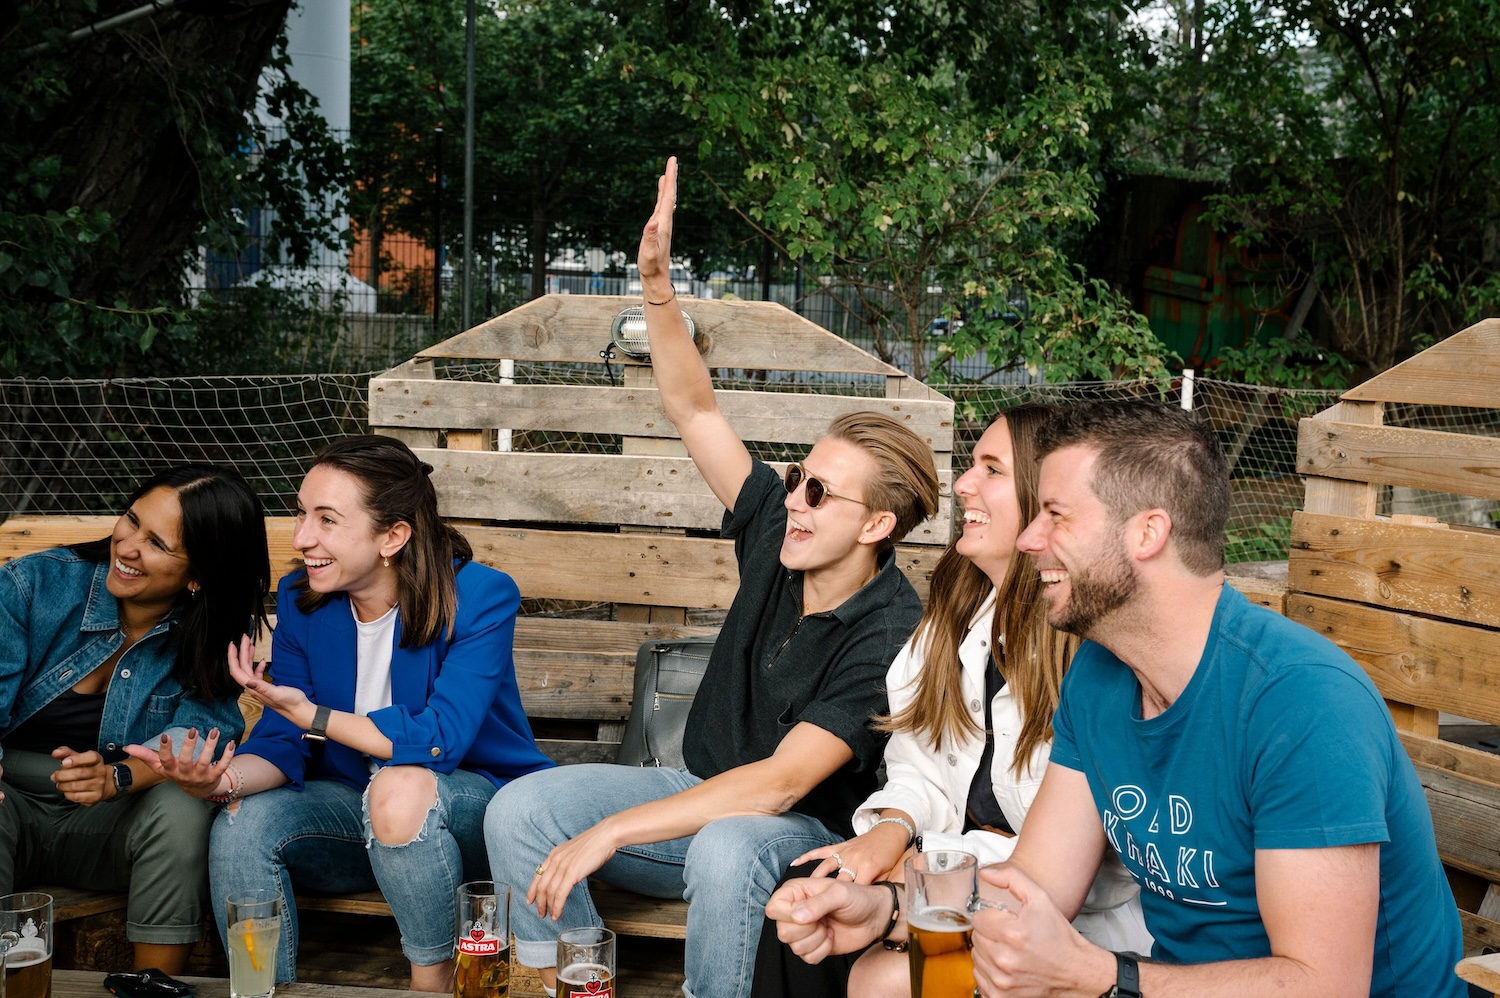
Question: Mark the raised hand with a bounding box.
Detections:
[637,157,678,292]
[125,726,234,799]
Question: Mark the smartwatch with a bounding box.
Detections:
[1100,951,1142,998]
[302,704,331,742]
[111,762,134,797]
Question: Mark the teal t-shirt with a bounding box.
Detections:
[1050,585,1462,997]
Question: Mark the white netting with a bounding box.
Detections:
[2,373,1494,561]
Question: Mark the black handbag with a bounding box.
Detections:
[614,634,717,768]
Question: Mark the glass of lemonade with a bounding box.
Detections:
[0,892,53,998]
[454,881,509,998]
[226,889,282,998]
[557,927,615,998]
[905,851,979,998]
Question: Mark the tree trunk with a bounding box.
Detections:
[34,1,293,309]
[529,200,549,300]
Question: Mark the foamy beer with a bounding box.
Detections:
[0,892,53,998]
[454,881,509,998]
[905,851,978,998]
[557,927,615,998]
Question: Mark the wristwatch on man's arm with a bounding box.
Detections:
[1099,951,1143,997]
[111,762,133,797]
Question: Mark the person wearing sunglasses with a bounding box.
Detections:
[485,156,941,998]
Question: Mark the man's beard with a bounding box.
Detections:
[1051,536,1138,637]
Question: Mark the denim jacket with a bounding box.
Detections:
[0,548,244,762]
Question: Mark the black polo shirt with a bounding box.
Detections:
[681,460,923,837]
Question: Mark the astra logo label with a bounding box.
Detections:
[1105,785,1225,907]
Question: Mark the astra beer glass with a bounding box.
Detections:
[557,927,615,998]
[906,850,979,998]
[454,881,509,998]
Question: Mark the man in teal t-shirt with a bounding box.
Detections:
[987,400,1463,997]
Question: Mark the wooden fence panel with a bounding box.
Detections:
[1298,421,1500,501]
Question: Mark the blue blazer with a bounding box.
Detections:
[241,561,554,790]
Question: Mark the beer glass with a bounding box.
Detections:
[557,926,615,998]
[226,889,282,998]
[905,850,978,998]
[0,892,52,998]
[454,881,509,998]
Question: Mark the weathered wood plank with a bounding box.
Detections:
[464,525,945,605]
[54,971,417,998]
[428,449,954,545]
[1300,400,1382,519]
[1298,420,1500,501]
[536,738,620,765]
[1225,575,1286,615]
[1414,761,1500,884]
[1289,511,1500,629]
[591,883,689,940]
[1401,731,1500,788]
[0,517,946,607]
[42,886,128,921]
[370,380,955,450]
[415,295,908,375]
[1343,318,1500,408]
[1284,595,1500,726]
[1456,948,1500,991]
[0,516,303,586]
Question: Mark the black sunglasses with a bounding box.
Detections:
[783,464,867,509]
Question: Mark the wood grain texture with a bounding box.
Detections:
[415,294,907,375]
[426,448,955,545]
[1284,594,1500,725]
[0,517,946,605]
[1400,731,1500,787]
[1289,511,1500,628]
[1415,761,1500,883]
[369,379,955,449]
[1298,420,1500,501]
[1343,318,1500,408]
[1225,575,1286,614]
[1300,400,1383,519]
[1455,949,1500,990]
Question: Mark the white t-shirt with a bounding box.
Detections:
[352,602,398,776]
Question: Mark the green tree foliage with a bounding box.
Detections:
[669,2,1173,382]
[1129,0,1500,373]
[1,1,347,377]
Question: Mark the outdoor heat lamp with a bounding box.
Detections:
[607,305,696,362]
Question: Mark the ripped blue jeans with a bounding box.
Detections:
[208,768,496,981]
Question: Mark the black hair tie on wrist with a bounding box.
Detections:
[875,879,907,952]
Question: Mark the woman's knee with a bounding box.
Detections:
[366,767,437,846]
[848,944,907,997]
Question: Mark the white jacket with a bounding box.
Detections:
[853,591,1153,952]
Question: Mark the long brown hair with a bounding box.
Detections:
[879,404,1077,777]
[293,435,472,647]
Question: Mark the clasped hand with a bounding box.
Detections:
[50,746,114,805]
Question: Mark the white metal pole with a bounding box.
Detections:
[1181,368,1195,411]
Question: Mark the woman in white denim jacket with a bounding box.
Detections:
[760,405,1150,996]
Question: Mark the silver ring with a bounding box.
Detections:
[836,866,857,880]
[831,851,843,866]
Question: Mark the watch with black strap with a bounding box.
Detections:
[111,762,133,797]
[302,703,331,742]
[1099,951,1142,998]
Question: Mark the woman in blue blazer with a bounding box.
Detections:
[132,436,553,991]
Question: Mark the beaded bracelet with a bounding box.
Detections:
[874,880,907,952]
[871,814,916,847]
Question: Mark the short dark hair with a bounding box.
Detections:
[73,465,271,701]
[295,435,472,646]
[1036,401,1229,575]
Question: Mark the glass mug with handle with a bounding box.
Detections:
[557,927,615,998]
[0,892,53,998]
[905,850,980,998]
[454,881,509,998]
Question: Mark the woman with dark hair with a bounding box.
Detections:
[0,465,270,975]
[133,434,553,992]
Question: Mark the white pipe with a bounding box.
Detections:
[1181,368,1195,411]
[23,0,179,56]
[497,359,515,452]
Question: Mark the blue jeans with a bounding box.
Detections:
[209,769,496,981]
[484,764,841,998]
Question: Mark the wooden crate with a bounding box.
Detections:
[367,293,956,761]
[1283,318,1500,970]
